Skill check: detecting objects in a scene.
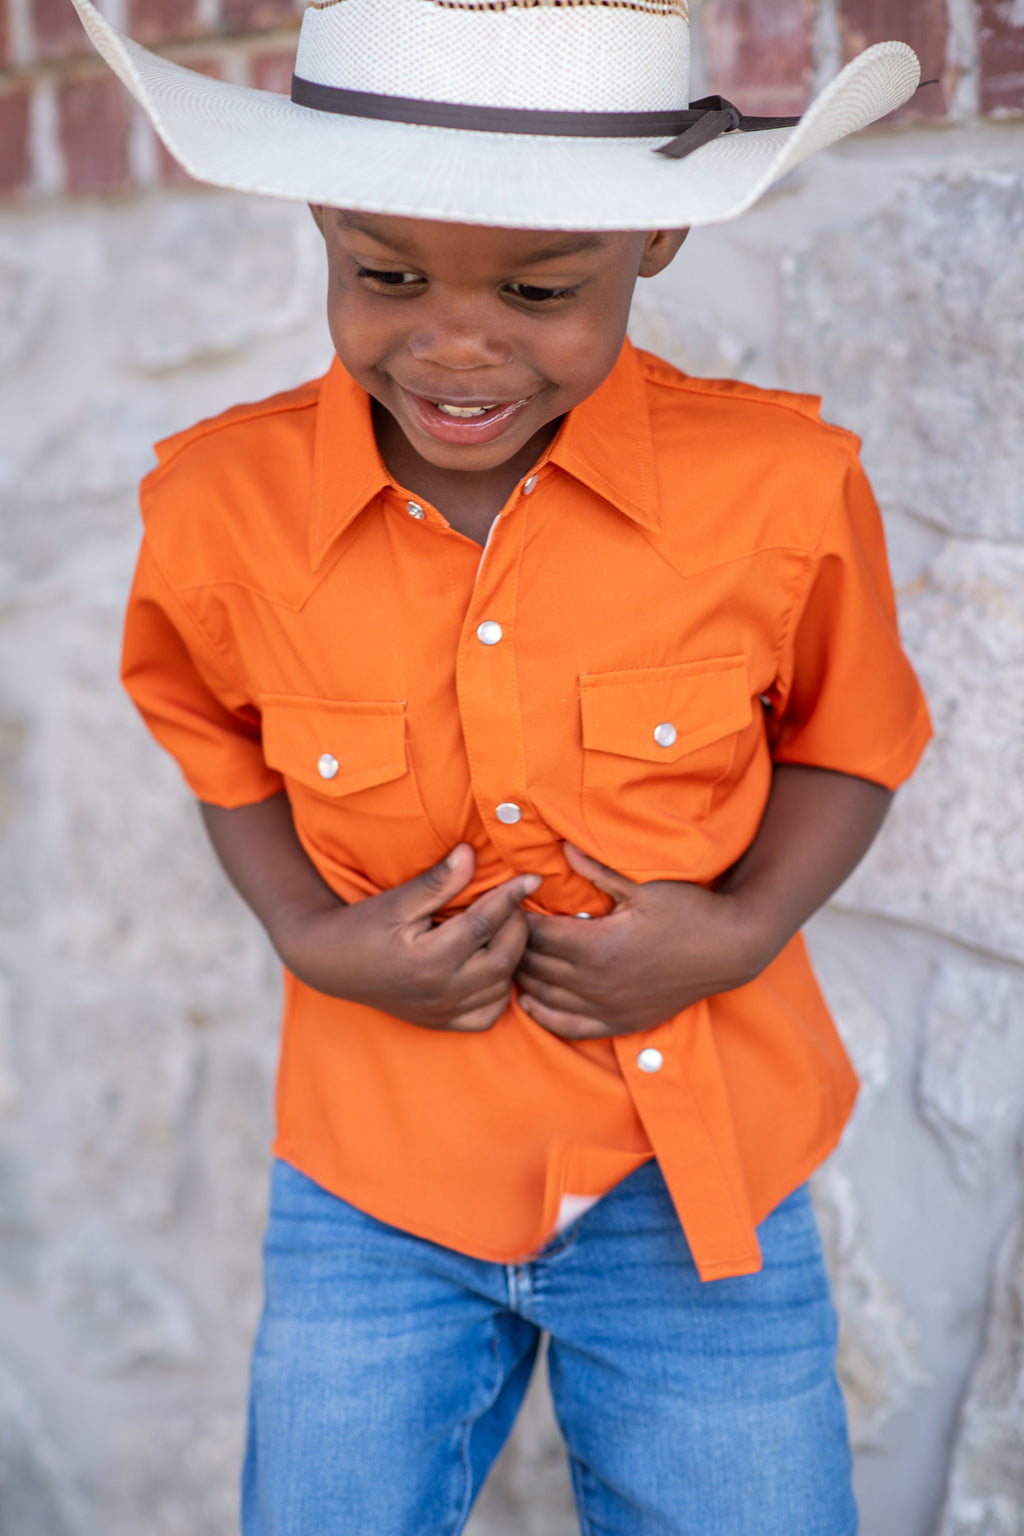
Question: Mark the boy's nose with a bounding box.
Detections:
[407,326,512,371]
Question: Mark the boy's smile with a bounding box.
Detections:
[311,207,686,540]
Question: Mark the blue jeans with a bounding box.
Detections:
[243,1159,856,1536]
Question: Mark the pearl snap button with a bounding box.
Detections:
[637,1047,663,1073]
[317,753,339,780]
[522,474,538,495]
[406,500,425,520]
[653,722,677,748]
[477,621,503,646]
[496,802,522,825]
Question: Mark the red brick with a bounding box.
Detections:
[699,0,815,117]
[128,0,199,45]
[0,86,32,196]
[221,0,294,33]
[59,72,132,193]
[249,44,295,95]
[980,0,1024,114]
[31,0,93,60]
[156,53,224,182]
[837,0,948,118]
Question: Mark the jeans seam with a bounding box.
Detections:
[448,1320,505,1536]
[568,1454,596,1536]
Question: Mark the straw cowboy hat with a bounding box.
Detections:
[70,0,920,230]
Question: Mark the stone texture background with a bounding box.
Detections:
[0,0,1022,1532]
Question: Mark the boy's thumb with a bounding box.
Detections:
[563,841,636,904]
[400,843,476,920]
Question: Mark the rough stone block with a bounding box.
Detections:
[0,232,53,372]
[128,0,199,46]
[938,1178,1024,1534]
[812,1165,929,1449]
[112,1407,243,1536]
[0,1354,83,1536]
[129,195,321,369]
[918,960,1020,1188]
[980,0,1024,115]
[0,88,32,198]
[46,1234,200,1374]
[837,538,1024,965]
[58,74,133,196]
[698,0,815,116]
[781,172,1024,543]
[838,0,948,116]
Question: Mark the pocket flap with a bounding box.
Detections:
[580,657,751,763]
[261,695,407,796]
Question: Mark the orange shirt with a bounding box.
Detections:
[122,341,931,1281]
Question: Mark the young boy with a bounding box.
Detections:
[71,0,932,1530]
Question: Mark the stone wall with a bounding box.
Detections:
[0,1,1022,1533]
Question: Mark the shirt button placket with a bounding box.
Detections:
[456,511,534,856]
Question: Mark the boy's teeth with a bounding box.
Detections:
[436,403,494,417]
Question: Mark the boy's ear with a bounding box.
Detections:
[309,203,326,237]
[638,228,689,279]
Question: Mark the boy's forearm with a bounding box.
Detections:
[200,793,345,957]
[718,763,892,967]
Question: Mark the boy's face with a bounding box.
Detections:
[310,207,687,478]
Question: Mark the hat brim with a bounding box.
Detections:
[72,0,920,230]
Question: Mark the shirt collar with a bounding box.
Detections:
[547,339,660,534]
[309,338,659,569]
[309,359,393,571]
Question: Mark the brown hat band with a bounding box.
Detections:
[289,78,801,160]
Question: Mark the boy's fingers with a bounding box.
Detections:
[562,841,636,903]
[437,875,540,965]
[515,970,593,1016]
[518,994,609,1040]
[515,945,578,984]
[394,844,476,923]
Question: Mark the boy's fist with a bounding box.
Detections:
[275,843,540,1031]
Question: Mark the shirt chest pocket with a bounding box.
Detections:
[578,657,752,875]
[260,695,447,881]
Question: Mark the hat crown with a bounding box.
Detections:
[295,0,691,113]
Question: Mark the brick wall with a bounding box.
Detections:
[0,0,1022,198]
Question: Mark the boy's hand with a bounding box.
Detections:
[516,767,894,1039]
[515,843,766,1040]
[276,843,540,1032]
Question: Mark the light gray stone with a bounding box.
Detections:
[918,959,1018,1188]
[781,171,1024,542]
[938,1184,1024,1536]
[838,538,1024,966]
[0,1354,83,1536]
[0,236,51,375]
[629,288,756,378]
[46,1233,200,1374]
[0,974,21,1119]
[129,197,323,373]
[45,988,199,1227]
[812,963,890,1141]
[812,1166,929,1449]
[112,1406,243,1536]
[190,1033,278,1339]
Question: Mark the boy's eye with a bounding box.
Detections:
[356,266,423,288]
[506,282,576,304]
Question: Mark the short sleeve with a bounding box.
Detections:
[121,539,285,808]
[770,452,932,790]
